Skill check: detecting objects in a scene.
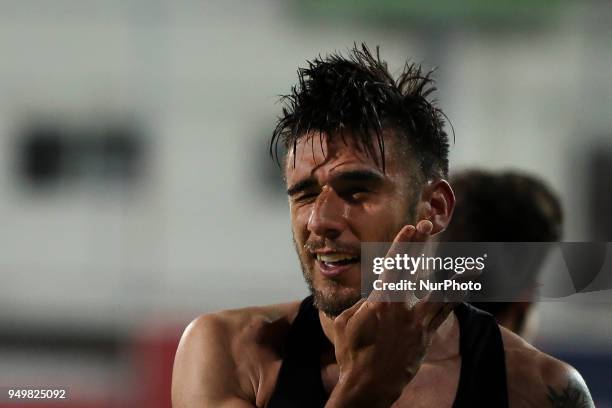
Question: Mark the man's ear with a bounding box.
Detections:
[415,179,455,235]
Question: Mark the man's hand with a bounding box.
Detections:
[326,221,457,408]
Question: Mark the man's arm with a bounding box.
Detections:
[542,358,594,408]
[503,328,594,408]
[172,314,256,408]
[546,376,593,408]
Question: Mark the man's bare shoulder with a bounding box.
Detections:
[500,327,594,408]
[172,300,301,408]
[185,300,301,351]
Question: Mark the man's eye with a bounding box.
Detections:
[341,187,369,201]
[296,192,317,202]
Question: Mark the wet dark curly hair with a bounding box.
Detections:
[270,43,451,180]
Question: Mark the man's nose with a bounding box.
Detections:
[307,187,345,240]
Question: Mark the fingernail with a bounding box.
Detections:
[417,221,427,234]
[402,225,416,237]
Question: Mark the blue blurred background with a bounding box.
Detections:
[0,1,611,407]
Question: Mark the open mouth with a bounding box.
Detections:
[315,253,360,277]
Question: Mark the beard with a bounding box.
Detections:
[294,238,362,318]
[303,270,362,318]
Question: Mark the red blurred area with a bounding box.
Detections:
[1,325,184,408]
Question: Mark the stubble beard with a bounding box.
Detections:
[294,239,362,318]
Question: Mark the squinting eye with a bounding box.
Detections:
[342,187,369,201]
[296,193,317,202]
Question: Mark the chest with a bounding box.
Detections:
[318,357,462,408]
[392,358,462,407]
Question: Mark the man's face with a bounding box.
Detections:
[286,132,421,316]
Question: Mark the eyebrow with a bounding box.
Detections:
[287,178,317,196]
[332,169,385,184]
[286,169,385,196]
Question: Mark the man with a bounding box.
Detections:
[442,170,563,339]
[172,45,593,407]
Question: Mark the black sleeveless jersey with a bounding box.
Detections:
[267,296,508,407]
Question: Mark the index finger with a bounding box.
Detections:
[368,224,417,303]
[370,222,437,306]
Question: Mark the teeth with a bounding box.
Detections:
[317,253,357,263]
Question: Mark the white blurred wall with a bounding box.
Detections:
[0,0,611,347]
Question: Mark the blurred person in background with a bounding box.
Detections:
[172,45,593,408]
[441,169,563,341]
